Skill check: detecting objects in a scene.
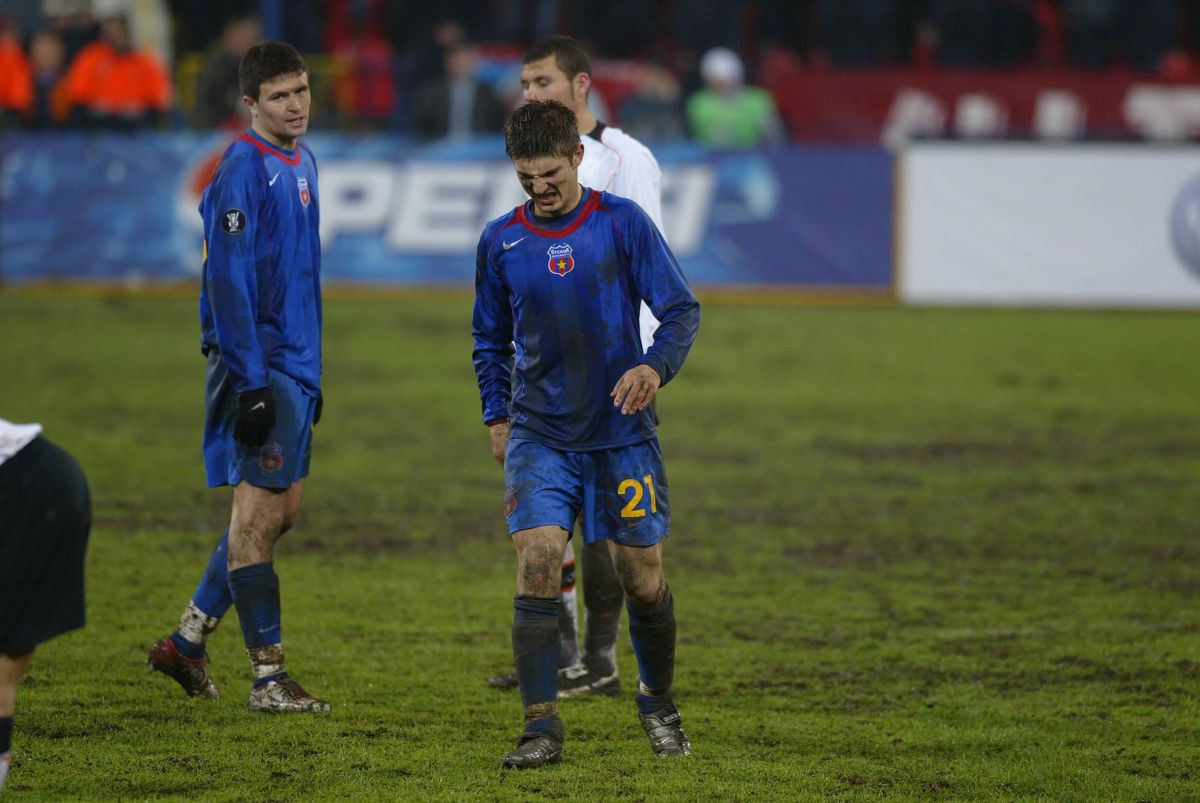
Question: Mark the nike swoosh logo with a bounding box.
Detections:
[269,172,281,186]
[502,236,527,250]
[251,402,267,411]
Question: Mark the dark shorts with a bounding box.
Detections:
[503,438,670,547]
[202,351,315,489]
[0,436,91,655]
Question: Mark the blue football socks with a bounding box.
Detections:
[229,562,282,650]
[512,595,561,714]
[169,530,233,660]
[627,588,676,712]
[193,530,233,617]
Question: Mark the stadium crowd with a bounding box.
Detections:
[1,0,1200,143]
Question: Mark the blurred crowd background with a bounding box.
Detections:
[1,0,1199,146]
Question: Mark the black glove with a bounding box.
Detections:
[314,390,323,426]
[234,387,275,447]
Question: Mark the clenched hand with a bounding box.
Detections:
[488,420,510,467]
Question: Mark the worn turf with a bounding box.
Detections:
[0,294,1197,800]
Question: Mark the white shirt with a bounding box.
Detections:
[0,419,43,467]
[579,122,665,352]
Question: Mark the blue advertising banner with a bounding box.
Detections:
[0,133,892,288]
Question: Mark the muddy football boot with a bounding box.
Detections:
[147,636,219,699]
[639,701,692,757]
[247,675,331,713]
[556,662,621,699]
[502,718,565,769]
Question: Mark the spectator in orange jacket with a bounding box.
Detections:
[60,10,171,129]
[0,18,34,126]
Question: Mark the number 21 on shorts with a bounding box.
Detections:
[618,475,658,518]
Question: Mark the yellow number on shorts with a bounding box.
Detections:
[618,475,658,518]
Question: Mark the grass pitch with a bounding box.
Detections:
[1,293,1198,801]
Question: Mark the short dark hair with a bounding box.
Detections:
[504,100,580,160]
[239,40,306,100]
[523,35,591,81]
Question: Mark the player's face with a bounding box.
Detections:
[245,71,310,148]
[521,57,583,110]
[512,145,584,217]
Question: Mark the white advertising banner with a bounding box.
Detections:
[899,144,1200,307]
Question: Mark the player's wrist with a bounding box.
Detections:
[636,359,665,385]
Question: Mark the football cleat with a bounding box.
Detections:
[247,675,331,713]
[502,718,565,769]
[147,636,219,699]
[557,662,621,699]
[638,701,692,757]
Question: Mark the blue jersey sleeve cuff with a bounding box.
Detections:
[637,355,667,385]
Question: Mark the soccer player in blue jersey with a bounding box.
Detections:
[474,99,700,767]
[148,40,329,714]
[486,35,668,699]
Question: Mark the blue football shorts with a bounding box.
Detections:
[202,351,315,489]
[503,438,670,547]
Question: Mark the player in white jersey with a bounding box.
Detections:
[485,34,667,699]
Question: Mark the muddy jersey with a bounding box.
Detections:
[199,128,322,397]
[473,189,699,451]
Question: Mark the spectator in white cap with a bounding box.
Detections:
[686,46,784,148]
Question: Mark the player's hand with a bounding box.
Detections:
[488,420,510,467]
[313,390,323,426]
[611,364,661,415]
[234,387,275,447]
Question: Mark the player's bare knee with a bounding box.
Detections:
[624,581,665,610]
[518,541,564,597]
[619,563,667,609]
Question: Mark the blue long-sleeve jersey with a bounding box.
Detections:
[199,130,322,397]
[473,189,700,451]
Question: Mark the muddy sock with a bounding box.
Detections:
[627,587,676,702]
[193,529,233,617]
[513,594,561,710]
[170,530,232,659]
[229,563,281,651]
[247,644,286,687]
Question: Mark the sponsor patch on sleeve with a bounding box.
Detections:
[221,209,247,235]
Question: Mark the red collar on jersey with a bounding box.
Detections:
[238,131,303,166]
[512,189,602,239]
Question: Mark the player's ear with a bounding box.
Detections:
[242,95,256,116]
[572,141,583,167]
[576,71,591,98]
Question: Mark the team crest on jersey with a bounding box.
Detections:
[297,176,311,207]
[259,442,284,473]
[547,243,575,277]
[221,209,246,235]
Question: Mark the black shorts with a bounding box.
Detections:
[0,436,91,655]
